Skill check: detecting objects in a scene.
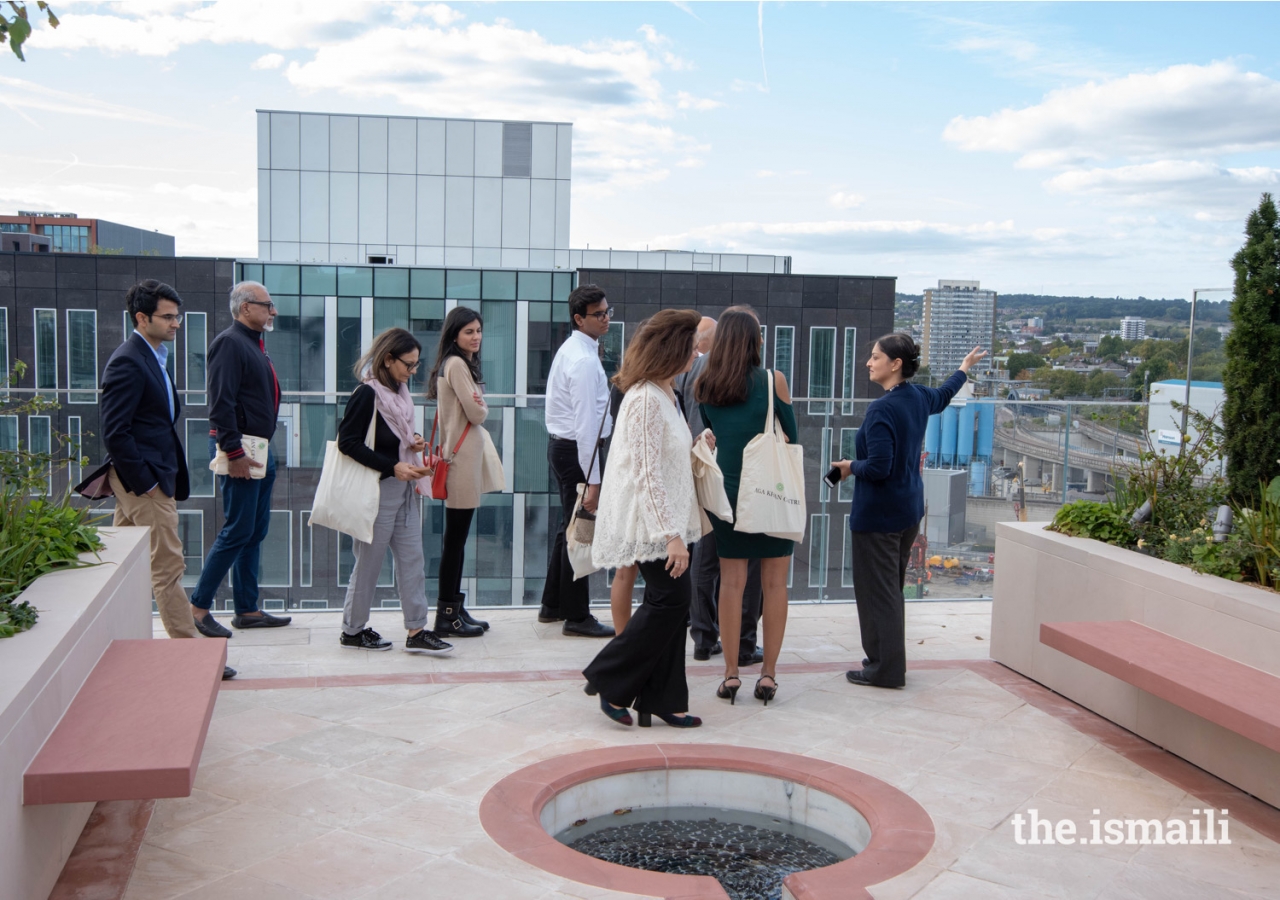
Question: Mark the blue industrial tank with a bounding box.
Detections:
[958,403,975,465]
[977,403,996,459]
[969,461,989,496]
[940,405,958,466]
[924,414,941,465]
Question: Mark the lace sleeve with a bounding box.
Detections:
[631,386,678,541]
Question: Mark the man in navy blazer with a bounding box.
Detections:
[102,280,235,679]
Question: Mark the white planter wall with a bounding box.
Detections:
[0,527,151,900]
[991,521,1280,807]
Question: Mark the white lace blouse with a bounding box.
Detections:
[592,381,702,568]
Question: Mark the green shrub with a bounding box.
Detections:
[1234,476,1280,588]
[1162,526,1252,582]
[0,364,103,637]
[1050,500,1136,546]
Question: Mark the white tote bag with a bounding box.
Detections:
[566,483,601,581]
[691,432,734,523]
[734,370,806,542]
[310,410,382,544]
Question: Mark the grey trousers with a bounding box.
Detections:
[341,478,432,635]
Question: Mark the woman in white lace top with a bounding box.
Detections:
[584,309,707,729]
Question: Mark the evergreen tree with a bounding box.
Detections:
[1223,193,1280,500]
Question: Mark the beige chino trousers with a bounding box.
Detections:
[109,468,198,639]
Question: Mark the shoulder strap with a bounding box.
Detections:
[364,407,379,450]
[763,369,776,435]
[583,395,611,483]
[451,422,472,457]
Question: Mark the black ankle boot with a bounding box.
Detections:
[455,593,489,631]
[434,598,484,637]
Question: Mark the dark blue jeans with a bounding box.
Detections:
[190,437,277,615]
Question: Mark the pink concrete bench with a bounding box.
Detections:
[24,639,226,805]
[1040,620,1280,753]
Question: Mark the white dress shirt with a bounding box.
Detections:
[544,329,612,483]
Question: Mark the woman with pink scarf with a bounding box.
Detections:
[336,327,452,655]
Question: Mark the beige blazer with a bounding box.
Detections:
[435,356,489,509]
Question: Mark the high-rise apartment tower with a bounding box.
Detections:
[922,279,997,374]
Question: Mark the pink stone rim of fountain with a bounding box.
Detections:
[479,743,935,900]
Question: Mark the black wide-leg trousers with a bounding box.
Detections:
[541,437,591,623]
[583,556,691,715]
[850,524,919,687]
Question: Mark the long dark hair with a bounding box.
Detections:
[355,327,421,391]
[874,332,921,379]
[427,307,484,400]
[694,306,761,406]
[612,309,700,392]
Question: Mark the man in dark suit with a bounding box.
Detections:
[102,280,235,679]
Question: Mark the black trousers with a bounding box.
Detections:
[584,557,691,715]
[850,524,919,687]
[690,530,761,652]
[541,437,591,623]
[438,507,475,602]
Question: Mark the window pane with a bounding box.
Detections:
[0,416,17,451]
[66,416,82,487]
[185,312,207,406]
[514,408,549,492]
[482,270,516,300]
[301,266,337,295]
[240,263,263,284]
[28,415,51,494]
[300,403,336,468]
[0,307,9,397]
[178,511,204,587]
[841,327,858,415]
[773,326,794,389]
[523,492,558,577]
[300,512,312,587]
[299,296,325,392]
[263,265,300,295]
[808,326,836,415]
[66,310,97,403]
[375,267,409,297]
[517,271,551,301]
[336,297,362,392]
[600,321,624,381]
[338,266,373,296]
[552,272,574,302]
[186,419,215,497]
[809,513,828,587]
[270,296,302,391]
[373,298,409,334]
[473,494,513,597]
[527,318,571,395]
[35,309,57,390]
[481,301,516,398]
[410,268,445,298]
[838,428,857,503]
[259,510,292,586]
[338,532,393,586]
[408,300,444,394]
[446,269,481,299]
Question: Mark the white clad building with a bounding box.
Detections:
[256,110,572,268]
[1120,317,1146,341]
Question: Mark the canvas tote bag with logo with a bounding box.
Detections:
[310,409,382,544]
[733,370,806,542]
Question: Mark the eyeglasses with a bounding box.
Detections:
[395,356,421,373]
[149,313,183,324]
[243,299,277,311]
[584,307,614,322]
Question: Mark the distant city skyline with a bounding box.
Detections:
[2,2,1278,297]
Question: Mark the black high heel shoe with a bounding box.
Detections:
[638,711,702,728]
[754,675,778,706]
[599,696,633,726]
[716,676,741,705]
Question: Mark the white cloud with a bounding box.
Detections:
[0,75,200,128]
[653,218,1022,256]
[676,91,722,111]
[943,62,1280,168]
[1047,160,1280,195]
[251,53,284,70]
[151,182,256,208]
[828,191,865,210]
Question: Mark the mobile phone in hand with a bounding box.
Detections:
[823,465,842,489]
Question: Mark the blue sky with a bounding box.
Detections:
[4,2,1278,299]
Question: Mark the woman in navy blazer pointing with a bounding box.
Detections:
[834,334,986,689]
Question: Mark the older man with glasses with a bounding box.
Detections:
[538,283,616,638]
[190,281,292,639]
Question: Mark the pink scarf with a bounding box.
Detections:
[365,377,429,494]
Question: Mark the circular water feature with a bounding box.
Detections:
[479,744,935,900]
[557,805,853,900]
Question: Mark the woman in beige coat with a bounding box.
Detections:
[426,307,491,638]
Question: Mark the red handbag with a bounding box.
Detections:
[425,411,472,501]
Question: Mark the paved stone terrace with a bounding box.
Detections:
[54,602,1280,900]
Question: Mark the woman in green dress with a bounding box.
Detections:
[695,306,798,706]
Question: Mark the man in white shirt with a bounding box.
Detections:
[538,284,617,637]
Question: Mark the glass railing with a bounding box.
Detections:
[3,390,1164,610]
